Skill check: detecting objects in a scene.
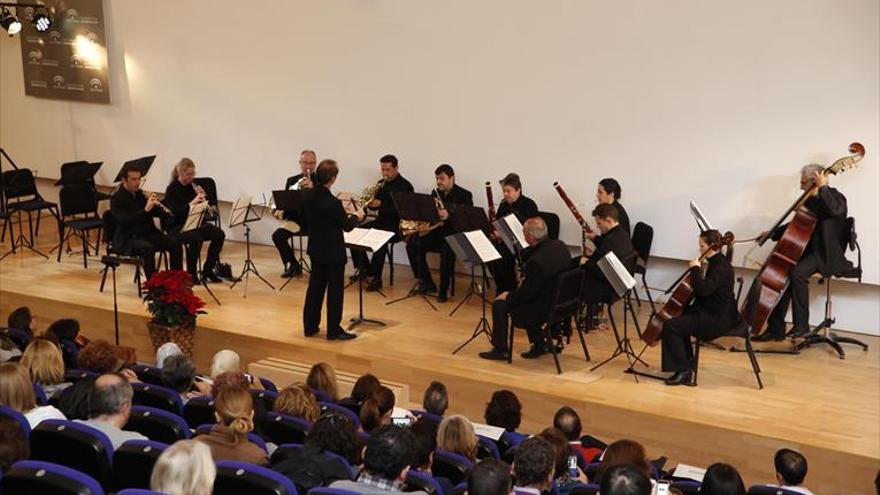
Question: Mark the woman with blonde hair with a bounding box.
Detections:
[195,386,268,465]
[20,338,71,398]
[150,439,216,495]
[0,362,66,428]
[437,414,478,461]
[306,362,338,402]
[275,383,320,422]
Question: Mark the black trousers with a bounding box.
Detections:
[766,252,819,336]
[303,257,345,337]
[176,224,225,276]
[489,254,518,295]
[272,228,302,271]
[490,299,543,350]
[661,312,730,372]
[130,231,182,279]
[350,220,395,280]
[581,275,614,304]
[406,230,455,294]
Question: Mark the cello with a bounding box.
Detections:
[641,232,735,346]
[740,142,864,335]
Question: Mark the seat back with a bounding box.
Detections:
[65,368,100,383]
[477,434,501,460]
[308,489,362,495]
[537,211,561,240]
[102,209,117,250]
[412,409,443,424]
[195,424,269,452]
[252,388,279,411]
[746,486,804,495]
[259,376,279,392]
[406,470,445,495]
[270,442,304,465]
[569,483,600,495]
[60,183,99,218]
[631,222,654,265]
[671,480,701,495]
[112,440,167,491]
[2,168,40,203]
[183,395,216,429]
[0,404,31,440]
[319,401,361,428]
[129,363,166,386]
[30,419,114,490]
[124,406,191,444]
[33,381,49,405]
[547,268,584,324]
[214,460,299,495]
[1,460,105,495]
[262,411,310,445]
[432,450,474,485]
[131,382,184,416]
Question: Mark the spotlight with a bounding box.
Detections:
[33,7,51,32]
[0,7,21,36]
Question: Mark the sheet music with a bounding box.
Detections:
[182,201,207,232]
[229,195,252,227]
[597,251,636,297]
[336,191,359,214]
[689,200,714,232]
[464,230,502,262]
[344,228,394,252]
[672,463,706,482]
[472,422,505,441]
[502,214,528,248]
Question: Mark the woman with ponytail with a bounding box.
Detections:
[660,229,738,386]
[359,385,395,433]
[195,387,268,465]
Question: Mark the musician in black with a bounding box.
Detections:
[589,178,630,238]
[162,158,226,283]
[110,163,183,279]
[351,154,414,292]
[488,173,539,294]
[479,217,572,361]
[272,149,317,278]
[660,229,738,385]
[302,160,364,341]
[405,164,474,302]
[579,203,636,303]
[753,165,851,342]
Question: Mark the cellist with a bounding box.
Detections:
[661,229,738,386]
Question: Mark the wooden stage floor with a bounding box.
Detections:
[1,231,877,494]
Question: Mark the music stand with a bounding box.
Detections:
[492,214,528,256]
[229,195,275,296]
[112,156,156,182]
[181,201,221,305]
[385,192,441,311]
[345,228,395,330]
[448,205,492,316]
[449,230,502,354]
[273,189,308,291]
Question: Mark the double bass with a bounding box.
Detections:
[740,142,864,334]
[641,232,735,346]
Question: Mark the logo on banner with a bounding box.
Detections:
[22,6,35,21]
[48,30,62,43]
[88,78,104,92]
[27,50,42,64]
[52,75,66,89]
[66,9,80,22]
[70,54,83,67]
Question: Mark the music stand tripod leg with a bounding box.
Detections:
[452,265,492,354]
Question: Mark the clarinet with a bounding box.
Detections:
[553,182,592,254]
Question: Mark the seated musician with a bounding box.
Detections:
[350,154,414,292]
[479,217,572,361]
[753,164,850,342]
[661,229,738,386]
[162,158,225,283]
[272,149,317,278]
[488,173,539,294]
[405,164,473,302]
[588,178,630,242]
[579,203,635,303]
[110,163,182,279]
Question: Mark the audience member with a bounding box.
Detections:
[554,406,602,462]
[0,362,66,428]
[485,390,526,447]
[361,385,396,433]
[77,340,123,375]
[150,439,216,495]
[210,371,250,396]
[155,342,183,368]
[307,361,339,402]
[195,386,268,465]
[20,337,71,398]
[0,332,21,362]
[339,373,381,416]
[595,439,651,483]
[512,436,555,493]
[54,377,95,420]
[209,349,263,389]
[45,318,82,369]
[599,464,652,495]
[422,380,449,418]
[75,373,147,450]
[467,458,513,495]
[701,463,746,495]
[330,424,427,494]
[409,416,456,495]
[275,383,320,422]
[5,306,34,350]
[772,449,814,495]
[437,414,479,462]
[162,353,209,403]
[0,417,29,474]
[538,427,587,494]
[273,411,361,491]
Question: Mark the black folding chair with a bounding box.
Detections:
[2,168,60,252]
[56,184,103,267]
[631,222,655,312]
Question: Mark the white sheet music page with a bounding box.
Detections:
[343,228,369,245]
[229,195,252,227]
[464,230,502,262]
[359,229,394,251]
[502,214,528,248]
[183,201,207,232]
[471,422,505,441]
[672,463,706,482]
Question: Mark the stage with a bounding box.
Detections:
[1,230,877,494]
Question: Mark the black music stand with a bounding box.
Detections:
[273,189,307,291]
[345,228,395,331]
[385,192,441,311]
[229,196,275,297]
[448,205,493,316]
[181,202,221,306]
[449,231,501,354]
[112,156,156,182]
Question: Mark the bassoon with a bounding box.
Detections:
[553,182,593,254]
[485,181,496,222]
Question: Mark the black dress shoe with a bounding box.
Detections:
[304,329,320,337]
[479,348,509,361]
[752,332,785,342]
[203,272,223,283]
[521,345,547,359]
[281,266,295,278]
[664,371,694,386]
[436,292,448,303]
[418,282,437,294]
[366,279,383,292]
[786,326,811,338]
[328,331,357,341]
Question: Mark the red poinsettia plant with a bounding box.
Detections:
[142,270,206,326]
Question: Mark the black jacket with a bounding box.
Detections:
[162,180,197,233]
[688,252,738,330]
[497,194,539,224]
[507,239,573,328]
[582,224,636,282]
[373,174,414,230]
[304,185,359,264]
[435,184,474,236]
[109,188,167,252]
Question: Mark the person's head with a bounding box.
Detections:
[538,427,574,480]
[598,439,650,481]
[599,464,652,495]
[467,458,513,495]
[522,217,548,246]
[299,149,317,175]
[484,390,522,432]
[422,380,449,417]
[435,164,456,192]
[161,354,196,395]
[55,377,95,420]
[307,362,339,402]
[213,387,255,441]
[275,383,320,422]
[20,338,65,385]
[438,415,478,461]
[210,349,240,379]
[314,159,340,187]
[7,306,33,332]
[701,463,746,495]
[553,406,582,442]
[774,448,808,487]
[120,163,143,193]
[351,373,381,403]
[799,164,825,192]
[155,342,183,369]
[592,203,620,234]
[150,439,216,495]
[597,178,622,205]
[0,417,29,474]
[171,157,196,186]
[380,154,399,181]
[513,436,555,490]
[88,373,134,427]
[500,173,522,203]
[409,417,439,471]
[360,385,396,433]
[699,229,733,261]
[78,340,122,374]
[0,362,37,413]
[210,371,250,397]
[307,411,361,464]
[362,425,416,482]
[46,318,80,341]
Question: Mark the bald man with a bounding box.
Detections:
[74,373,147,450]
[480,217,574,361]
